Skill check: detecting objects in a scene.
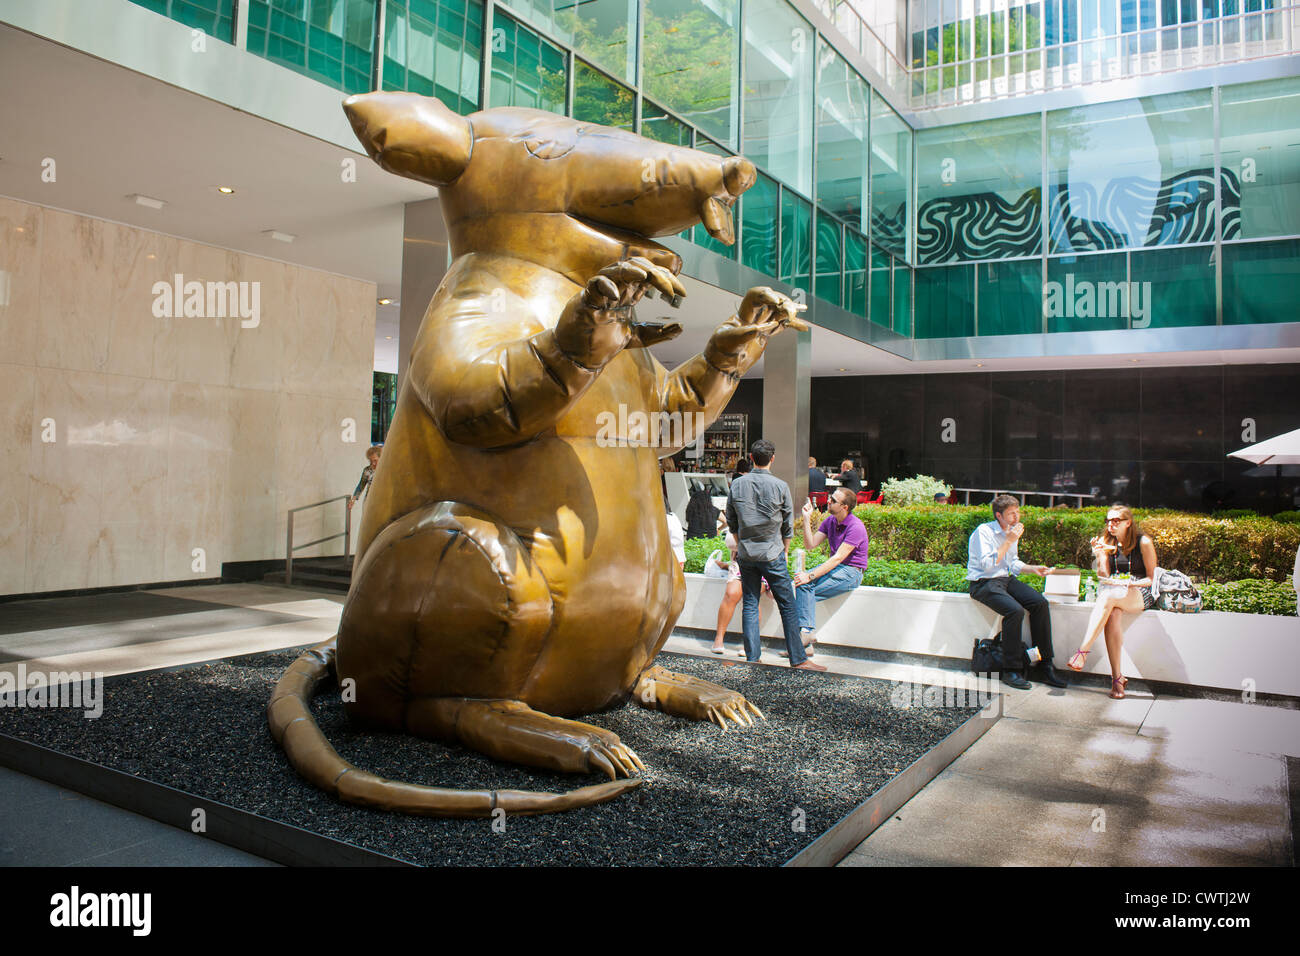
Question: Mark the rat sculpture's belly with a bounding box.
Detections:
[336,338,681,722]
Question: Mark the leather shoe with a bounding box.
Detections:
[1033,663,1068,688]
[792,660,827,672]
[1000,670,1032,690]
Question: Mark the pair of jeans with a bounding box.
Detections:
[795,563,863,632]
[738,558,805,665]
[968,576,1054,671]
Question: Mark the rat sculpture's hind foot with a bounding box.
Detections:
[632,665,764,730]
[405,697,645,780]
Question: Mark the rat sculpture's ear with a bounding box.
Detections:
[343,91,472,187]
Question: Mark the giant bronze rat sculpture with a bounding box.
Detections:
[269,92,808,816]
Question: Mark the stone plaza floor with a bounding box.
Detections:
[1,582,1295,867]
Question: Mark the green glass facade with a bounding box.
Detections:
[135,0,1300,350]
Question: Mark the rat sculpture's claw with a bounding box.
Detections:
[590,748,619,780]
[746,701,766,721]
[626,321,683,349]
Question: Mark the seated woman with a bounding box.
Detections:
[1068,504,1157,699]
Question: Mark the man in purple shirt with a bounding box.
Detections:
[792,487,870,653]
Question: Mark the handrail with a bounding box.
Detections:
[285,495,353,587]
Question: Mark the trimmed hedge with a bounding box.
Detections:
[1200,579,1298,616]
[835,505,1300,584]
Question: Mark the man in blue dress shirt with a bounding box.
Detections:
[967,495,1066,690]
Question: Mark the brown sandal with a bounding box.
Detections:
[1109,677,1126,699]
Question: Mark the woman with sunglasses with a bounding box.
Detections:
[1068,504,1157,698]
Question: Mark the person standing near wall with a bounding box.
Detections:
[726,439,825,671]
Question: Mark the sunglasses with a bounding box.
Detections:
[1105,516,1127,523]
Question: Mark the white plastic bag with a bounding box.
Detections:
[703,548,730,579]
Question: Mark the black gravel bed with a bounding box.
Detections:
[0,651,977,866]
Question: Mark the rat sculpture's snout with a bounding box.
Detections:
[270,92,808,818]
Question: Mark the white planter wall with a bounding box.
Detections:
[680,574,1300,697]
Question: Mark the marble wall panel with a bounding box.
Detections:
[38,208,116,374]
[97,375,171,586]
[0,364,34,595]
[3,197,377,594]
[26,368,108,592]
[230,255,288,391]
[162,383,232,581]
[107,224,177,380]
[225,388,282,562]
[0,197,41,368]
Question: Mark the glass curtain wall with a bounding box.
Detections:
[815,38,870,229]
[742,0,814,194]
[491,9,567,112]
[498,0,635,83]
[642,0,739,146]
[247,0,377,93]
[130,0,236,41]
[382,0,484,113]
[915,112,1042,263]
[870,90,911,261]
[573,59,634,129]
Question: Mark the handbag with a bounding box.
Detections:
[971,636,1030,674]
[1152,567,1202,613]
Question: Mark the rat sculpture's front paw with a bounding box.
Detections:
[554,256,687,367]
[633,666,765,730]
[704,286,809,379]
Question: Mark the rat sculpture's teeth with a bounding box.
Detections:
[700,196,735,245]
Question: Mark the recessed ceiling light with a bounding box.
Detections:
[263,230,295,243]
[146,253,156,260]
[1131,358,1140,363]
[975,363,984,367]
[377,298,393,305]
[385,335,393,340]
[217,186,235,194]
[837,367,847,372]
[14,227,23,233]
[132,193,166,210]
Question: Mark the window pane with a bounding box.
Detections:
[383,0,482,113]
[741,172,780,275]
[780,190,812,296]
[643,0,738,147]
[490,9,565,112]
[641,101,692,146]
[815,212,843,306]
[130,0,236,42]
[572,59,633,129]
[870,90,911,261]
[1223,239,1300,325]
[1044,252,1127,331]
[893,261,913,336]
[870,242,891,328]
[977,259,1043,335]
[741,0,813,194]
[844,228,867,318]
[549,0,635,84]
[815,38,869,228]
[1047,90,1215,253]
[916,112,1042,264]
[1129,245,1216,329]
[914,263,975,337]
[1220,76,1300,240]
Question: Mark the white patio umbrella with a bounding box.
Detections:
[1227,427,1300,466]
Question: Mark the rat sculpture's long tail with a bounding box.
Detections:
[268,638,640,817]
